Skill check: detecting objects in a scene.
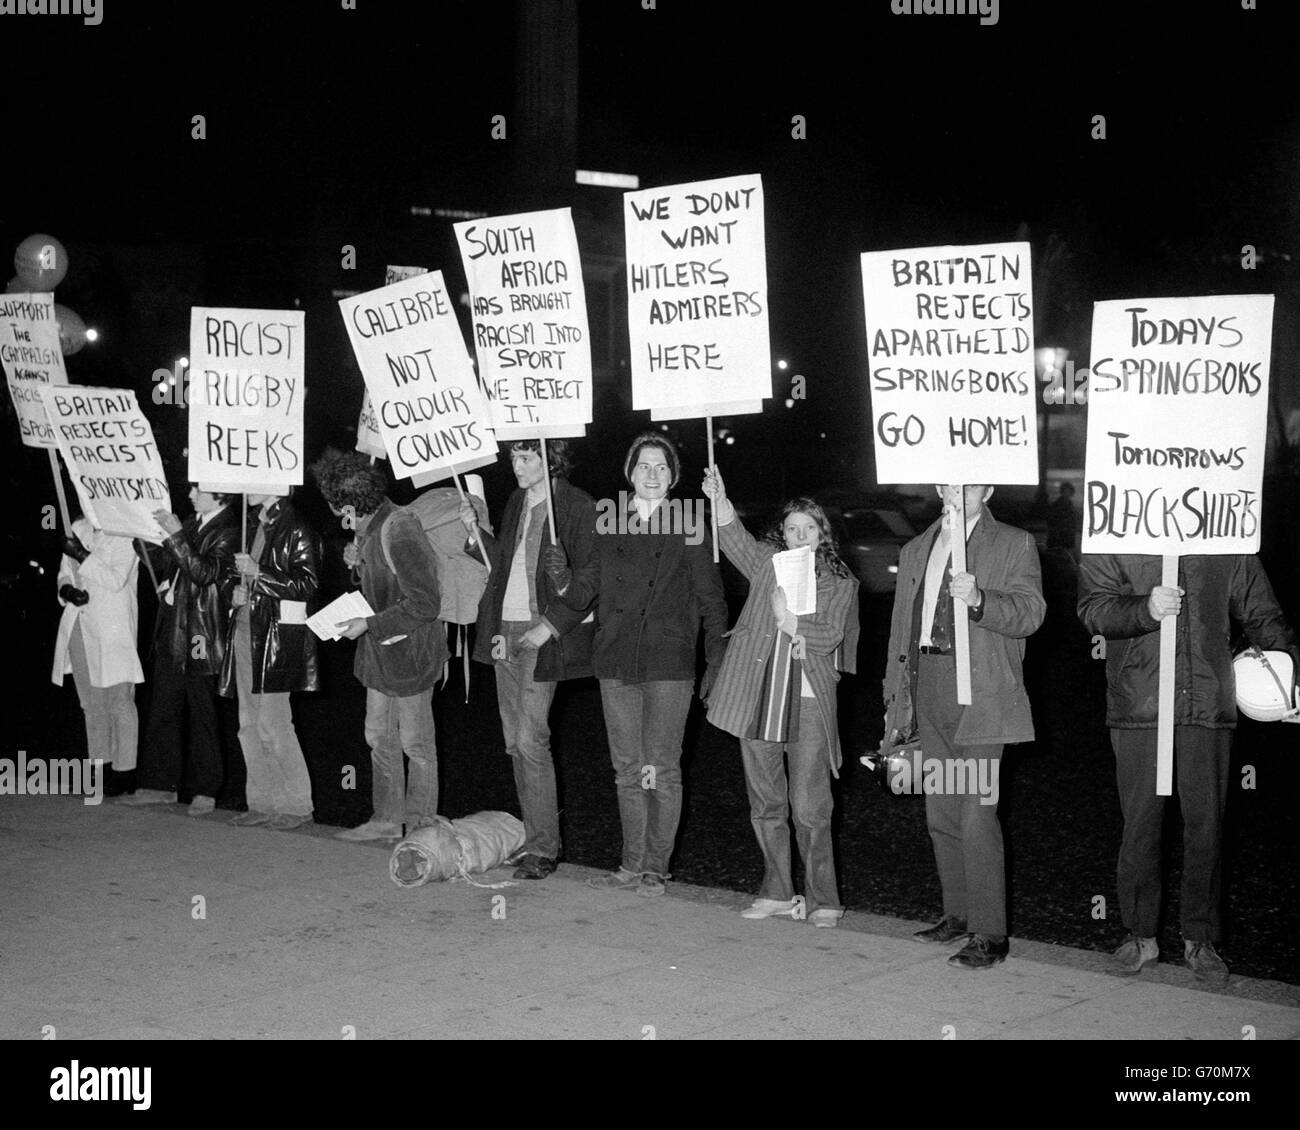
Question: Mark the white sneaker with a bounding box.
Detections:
[740,897,803,920]
[810,908,844,928]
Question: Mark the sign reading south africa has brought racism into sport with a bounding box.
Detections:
[1083,294,1274,556]
[340,270,497,484]
[455,208,592,440]
[862,241,1038,486]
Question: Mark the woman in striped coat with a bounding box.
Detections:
[702,468,859,926]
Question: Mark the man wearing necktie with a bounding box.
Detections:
[882,484,1045,969]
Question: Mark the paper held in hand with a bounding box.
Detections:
[308,591,376,642]
[772,545,816,616]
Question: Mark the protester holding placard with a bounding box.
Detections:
[701,468,859,927]
[52,517,143,789]
[312,452,446,843]
[580,432,727,897]
[882,485,1044,969]
[121,486,240,814]
[221,492,320,830]
[1077,553,1298,984]
[459,439,599,881]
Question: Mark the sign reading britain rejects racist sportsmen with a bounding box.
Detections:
[454,208,592,440]
[339,270,497,484]
[41,385,170,543]
[0,292,68,449]
[861,241,1038,486]
[624,173,771,420]
[1082,294,1274,556]
[187,307,305,496]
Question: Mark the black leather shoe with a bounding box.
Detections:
[949,934,1009,970]
[512,854,557,880]
[913,915,968,943]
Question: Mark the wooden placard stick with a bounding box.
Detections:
[949,489,973,706]
[47,448,72,536]
[1156,554,1178,796]
[539,438,558,547]
[705,416,719,563]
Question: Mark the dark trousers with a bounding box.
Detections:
[916,653,1007,937]
[1111,726,1233,942]
[138,651,223,799]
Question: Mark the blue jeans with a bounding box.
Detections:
[598,678,692,876]
[495,622,560,859]
[740,702,841,914]
[363,686,437,830]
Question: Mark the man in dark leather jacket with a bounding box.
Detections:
[221,491,321,830]
[1078,552,1298,984]
[122,486,240,813]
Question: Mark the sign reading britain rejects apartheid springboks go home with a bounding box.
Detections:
[356,266,429,459]
[454,208,592,440]
[188,307,305,496]
[861,241,1038,485]
[1,292,68,449]
[1083,294,1274,556]
[624,173,771,420]
[41,385,170,543]
[339,270,497,484]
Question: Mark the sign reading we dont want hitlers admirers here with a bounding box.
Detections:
[1083,295,1274,556]
[862,241,1037,485]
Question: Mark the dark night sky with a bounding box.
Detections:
[4,0,1299,498]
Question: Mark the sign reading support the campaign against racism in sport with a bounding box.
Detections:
[0,292,69,449]
[187,308,305,495]
[339,270,497,484]
[454,208,592,440]
[40,385,170,543]
[1082,294,1274,556]
[624,173,771,420]
[861,241,1038,485]
[356,266,428,459]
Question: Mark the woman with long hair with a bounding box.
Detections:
[702,468,859,926]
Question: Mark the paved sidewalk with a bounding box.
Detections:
[3,796,1298,1041]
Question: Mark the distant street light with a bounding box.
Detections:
[84,328,99,343]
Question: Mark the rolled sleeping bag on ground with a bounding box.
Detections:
[389,811,525,889]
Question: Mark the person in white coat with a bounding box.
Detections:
[53,518,144,777]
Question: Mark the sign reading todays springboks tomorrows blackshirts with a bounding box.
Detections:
[624,173,771,420]
[40,385,170,543]
[454,208,592,440]
[339,270,497,483]
[1082,294,1274,555]
[0,292,68,449]
[862,242,1037,485]
[356,266,429,459]
[188,308,305,495]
